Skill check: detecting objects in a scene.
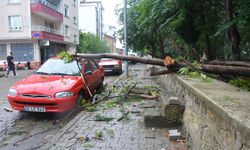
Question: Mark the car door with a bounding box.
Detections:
[88,59,100,89]
[82,59,96,91]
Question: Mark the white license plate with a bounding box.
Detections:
[105,69,113,72]
[24,106,46,112]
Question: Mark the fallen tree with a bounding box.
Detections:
[71,53,250,77]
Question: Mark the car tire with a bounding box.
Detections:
[97,77,104,93]
[118,69,122,75]
[76,91,84,110]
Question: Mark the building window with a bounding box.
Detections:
[0,44,7,60]
[9,0,20,4]
[73,0,77,6]
[11,43,34,61]
[65,25,70,37]
[8,16,22,31]
[73,17,77,24]
[74,35,77,42]
[64,5,69,17]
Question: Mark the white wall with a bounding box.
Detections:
[0,1,31,40]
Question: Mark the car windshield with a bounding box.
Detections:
[36,59,81,76]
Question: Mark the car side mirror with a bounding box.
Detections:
[85,71,92,75]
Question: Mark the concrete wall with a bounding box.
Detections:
[160,74,250,150]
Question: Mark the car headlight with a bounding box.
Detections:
[9,89,17,96]
[55,92,73,98]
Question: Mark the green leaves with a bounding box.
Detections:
[77,32,110,54]
[57,51,74,63]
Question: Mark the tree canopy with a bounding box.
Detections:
[117,0,250,61]
[77,32,110,54]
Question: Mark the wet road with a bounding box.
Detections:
[0,70,120,149]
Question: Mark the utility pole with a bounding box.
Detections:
[124,0,128,77]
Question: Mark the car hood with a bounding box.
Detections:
[12,74,81,96]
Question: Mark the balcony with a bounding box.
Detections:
[31,26,64,42]
[30,0,63,22]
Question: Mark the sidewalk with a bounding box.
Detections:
[43,64,172,150]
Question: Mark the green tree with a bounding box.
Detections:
[77,32,110,53]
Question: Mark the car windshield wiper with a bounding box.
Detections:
[35,71,50,75]
[50,73,70,76]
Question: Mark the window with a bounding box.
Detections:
[64,5,69,17]
[73,16,77,24]
[74,35,77,42]
[11,43,34,61]
[65,25,70,37]
[0,44,7,60]
[8,16,22,31]
[9,0,20,4]
[73,0,77,6]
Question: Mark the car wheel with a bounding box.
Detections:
[97,77,104,93]
[118,69,122,75]
[76,91,84,110]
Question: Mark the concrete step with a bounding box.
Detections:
[143,107,182,128]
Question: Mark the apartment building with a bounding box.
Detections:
[0,0,79,69]
[79,0,103,39]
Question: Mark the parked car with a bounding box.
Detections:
[7,57,104,113]
[98,58,122,75]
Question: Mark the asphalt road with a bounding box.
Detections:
[0,69,120,149]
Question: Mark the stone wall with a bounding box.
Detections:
[159,74,250,150]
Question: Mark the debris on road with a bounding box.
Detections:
[3,107,13,112]
[169,129,181,141]
[94,114,113,122]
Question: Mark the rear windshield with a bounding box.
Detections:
[36,59,81,76]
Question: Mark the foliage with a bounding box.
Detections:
[229,78,250,91]
[116,0,250,61]
[83,143,95,148]
[94,114,114,122]
[57,51,74,63]
[94,130,103,139]
[77,32,110,53]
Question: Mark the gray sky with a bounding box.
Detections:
[87,0,122,26]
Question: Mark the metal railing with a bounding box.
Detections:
[32,26,63,36]
[30,0,61,13]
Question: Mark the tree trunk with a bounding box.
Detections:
[202,64,250,77]
[224,0,241,60]
[209,60,250,67]
[72,53,250,77]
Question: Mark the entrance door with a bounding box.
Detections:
[40,47,48,64]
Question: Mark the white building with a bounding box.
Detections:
[0,0,79,69]
[79,0,103,39]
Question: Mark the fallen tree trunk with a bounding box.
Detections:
[73,53,165,66]
[208,60,250,68]
[201,64,250,77]
[72,53,250,77]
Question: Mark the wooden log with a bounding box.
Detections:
[73,53,165,66]
[208,60,250,67]
[72,53,250,77]
[201,64,250,77]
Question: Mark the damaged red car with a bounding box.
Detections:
[7,57,104,112]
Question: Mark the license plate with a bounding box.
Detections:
[24,106,46,112]
[105,69,113,72]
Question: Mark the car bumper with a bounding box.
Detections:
[103,66,122,73]
[7,95,78,112]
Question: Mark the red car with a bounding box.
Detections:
[99,58,122,75]
[7,57,104,112]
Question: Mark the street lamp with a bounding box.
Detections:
[124,0,128,77]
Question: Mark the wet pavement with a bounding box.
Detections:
[42,64,172,150]
[0,69,120,150]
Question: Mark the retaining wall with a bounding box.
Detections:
[160,74,250,150]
